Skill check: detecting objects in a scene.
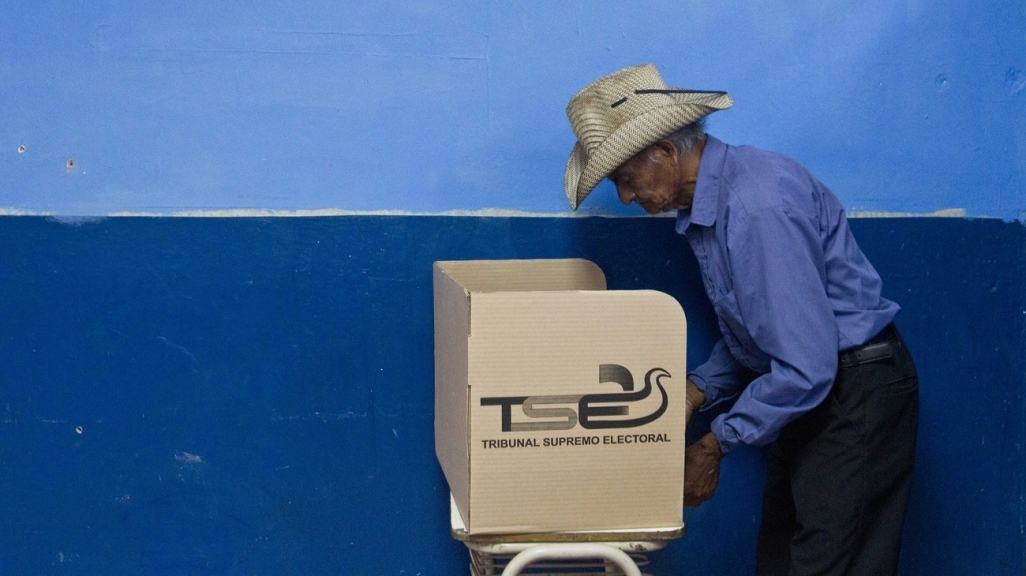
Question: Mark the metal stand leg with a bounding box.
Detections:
[499,543,643,576]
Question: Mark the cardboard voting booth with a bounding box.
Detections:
[433,259,687,535]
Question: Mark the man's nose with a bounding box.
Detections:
[616,186,634,205]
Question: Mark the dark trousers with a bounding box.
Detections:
[756,324,919,576]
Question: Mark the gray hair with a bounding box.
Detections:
[664,120,706,157]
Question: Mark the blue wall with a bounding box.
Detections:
[1,1,1025,217]
[1,216,1023,574]
[1,1,1025,575]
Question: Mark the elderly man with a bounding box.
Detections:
[563,64,919,575]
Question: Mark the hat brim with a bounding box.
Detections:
[564,92,732,210]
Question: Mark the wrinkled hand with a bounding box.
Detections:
[685,378,706,427]
[683,432,723,507]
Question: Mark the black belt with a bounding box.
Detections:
[839,323,897,369]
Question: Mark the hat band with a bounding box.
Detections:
[608,89,730,109]
[633,89,728,96]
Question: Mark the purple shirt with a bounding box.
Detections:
[677,135,899,454]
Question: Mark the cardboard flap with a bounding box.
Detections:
[433,264,471,525]
[465,289,687,532]
[435,259,606,293]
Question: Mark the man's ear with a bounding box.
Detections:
[648,139,679,165]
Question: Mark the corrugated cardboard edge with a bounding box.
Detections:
[434,259,606,292]
[433,263,471,527]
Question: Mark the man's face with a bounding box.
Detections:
[609,142,694,214]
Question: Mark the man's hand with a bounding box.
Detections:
[683,432,723,507]
[685,378,706,426]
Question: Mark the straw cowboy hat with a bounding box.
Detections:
[564,63,733,210]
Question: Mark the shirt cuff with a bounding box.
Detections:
[710,414,742,455]
[687,371,740,412]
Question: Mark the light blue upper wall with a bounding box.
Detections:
[2,0,1024,218]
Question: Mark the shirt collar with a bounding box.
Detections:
[675,134,727,233]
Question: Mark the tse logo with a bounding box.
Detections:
[480,364,670,432]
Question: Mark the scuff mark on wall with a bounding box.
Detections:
[847,208,967,218]
[157,336,199,366]
[45,216,108,227]
[174,451,204,465]
[271,411,368,422]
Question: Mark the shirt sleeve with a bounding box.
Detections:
[688,338,754,409]
[710,203,839,455]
